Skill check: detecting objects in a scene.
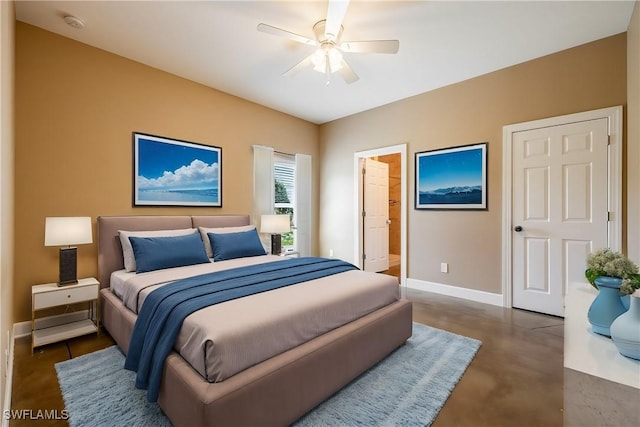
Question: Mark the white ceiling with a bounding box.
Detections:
[15,1,635,124]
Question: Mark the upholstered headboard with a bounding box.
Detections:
[97,215,251,289]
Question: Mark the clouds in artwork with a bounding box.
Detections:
[138,159,219,190]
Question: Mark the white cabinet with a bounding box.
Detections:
[564,282,640,389]
[32,277,100,351]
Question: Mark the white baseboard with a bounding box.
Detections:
[406,278,504,307]
[13,310,90,338]
[13,321,30,339]
[2,329,14,427]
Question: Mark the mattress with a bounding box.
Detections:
[115,255,400,382]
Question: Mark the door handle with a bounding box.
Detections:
[386,219,392,225]
[514,225,523,232]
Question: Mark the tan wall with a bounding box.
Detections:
[14,23,320,322]
[319,34,627,294]
[628,1,640,264]
[0,0,15,408]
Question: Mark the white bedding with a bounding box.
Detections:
[110,269,136,298]
[115,255,400,382]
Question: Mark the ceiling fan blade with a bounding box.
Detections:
[338,59,359,84]
[324,0,350,41]
[257,23,317,46]
[283,54,314,77]
[340,40,400,54]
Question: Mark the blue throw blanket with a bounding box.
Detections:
[124,257,358,402]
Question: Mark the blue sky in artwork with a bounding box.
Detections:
[418,147,483,191]
[137,138,219,190]
[138,139,218,177]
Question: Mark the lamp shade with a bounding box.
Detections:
[45,217,93,247]
[260,214,290,234]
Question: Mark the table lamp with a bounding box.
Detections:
[260,214,291,255]
[45,217,93,286]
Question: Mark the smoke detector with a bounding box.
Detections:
[63,15,85,29]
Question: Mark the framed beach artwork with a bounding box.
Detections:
[133,133,222,207]
[415,142,487,210]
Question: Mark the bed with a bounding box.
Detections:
[98,215,413,427]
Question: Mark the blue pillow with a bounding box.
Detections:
[207,229,266,261]
[129,233,210,273]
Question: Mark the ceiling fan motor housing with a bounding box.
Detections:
[313,20,343,43]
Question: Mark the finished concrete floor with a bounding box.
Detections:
[408,288,564,426]
[10,288,565,426]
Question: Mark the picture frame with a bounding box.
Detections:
[415,142,487,210]
[133,132,222,207]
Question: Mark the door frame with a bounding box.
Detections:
[354,144,407,285]
[501,106,622,308]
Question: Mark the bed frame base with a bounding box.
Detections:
[102,289,412,426]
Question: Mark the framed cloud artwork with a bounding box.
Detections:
[133,132,222,207]
[415,142,487,210]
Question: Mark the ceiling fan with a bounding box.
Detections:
[257,0,399,84]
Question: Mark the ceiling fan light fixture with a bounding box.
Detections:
[310,49,326,71]
[311,46,343,74]
[327,47,343,72]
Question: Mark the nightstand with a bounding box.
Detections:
[32,277,100,352]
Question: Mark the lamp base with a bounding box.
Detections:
[270,234,282,256]
[58,247,78,286]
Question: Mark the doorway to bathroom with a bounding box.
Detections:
[353,144,406,285]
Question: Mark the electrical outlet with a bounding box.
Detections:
[440,263,449,273]
[329,249,334,257]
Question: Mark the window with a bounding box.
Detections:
[274,153,295,251]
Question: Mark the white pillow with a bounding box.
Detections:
[118,228,197,272]
[198,225,256,258]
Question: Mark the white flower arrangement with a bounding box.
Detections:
[585,248,640,295]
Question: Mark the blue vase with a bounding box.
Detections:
[621,294,630,311]
[610,294,640,360]
[587,277,626,337]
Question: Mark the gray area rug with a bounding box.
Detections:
[55,322,481,427]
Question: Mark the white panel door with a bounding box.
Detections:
[512,118,609,316]
[364,159,390,272]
